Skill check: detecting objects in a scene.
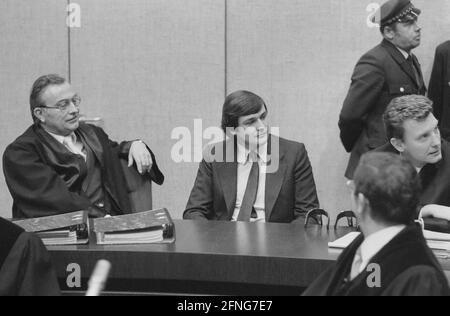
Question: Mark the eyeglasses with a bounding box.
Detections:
[39,95,81,112]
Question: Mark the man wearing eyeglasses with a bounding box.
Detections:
[2,74,164,219]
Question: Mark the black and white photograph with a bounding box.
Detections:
[0,0,450,299]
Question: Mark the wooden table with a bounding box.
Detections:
[47,219,449,295]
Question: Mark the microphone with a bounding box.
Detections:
[86,260,112,296]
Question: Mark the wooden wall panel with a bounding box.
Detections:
[0,0,69,218]
[69,0,225,218]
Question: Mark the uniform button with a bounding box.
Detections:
[400,87,405,93]
[448,82,450,87]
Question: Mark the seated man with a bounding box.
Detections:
[304,152,449,296]
[3,74,164,218]
[183,90,319,223]
[377,95,450,223]
[0,217,60,296]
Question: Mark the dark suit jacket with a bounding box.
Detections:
[304,225,449,296]
[3,123,164,218]
[0,218,60,296]
[429,41,450,140]
[183,136,319,223]
[374,141,450,208]
[339,39,426,179]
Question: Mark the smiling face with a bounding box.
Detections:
[235,106,269,150]
[33,83,80,136]
[391,114,442,169]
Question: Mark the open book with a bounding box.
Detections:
[93,208,175,245]
[13,211,89,246]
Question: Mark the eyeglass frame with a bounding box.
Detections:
[37,95,82,112]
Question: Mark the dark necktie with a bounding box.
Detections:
[407,55,421,88]
[237,161,260,222]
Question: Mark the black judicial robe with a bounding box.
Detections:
[3,123,164,218]
[0,218,60,296]
[303,225,449,296]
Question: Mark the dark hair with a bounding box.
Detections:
[380,22,398,35]
[353,152,421,225]
[30,74,67,123]
[383,95,433,140]
[221,90,267,133]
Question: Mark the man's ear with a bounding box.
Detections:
[390,137,405,153]
[33,108,45,123]
[383,25,395,40]
[354,193,367,216]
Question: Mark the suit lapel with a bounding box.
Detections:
[412,54,425,90]
[216,138,238,219]
[77,124,104,167]
[382,40,419,88]
[265,135,287,221]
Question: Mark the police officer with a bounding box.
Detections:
[339,0,426,179]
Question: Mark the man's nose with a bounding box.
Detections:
[414,22,421,32]
[255,119,266,129]
[432,130,441,147]
[68,102,79,114]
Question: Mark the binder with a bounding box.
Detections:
[93,208,175,245]
[13,211,89,245]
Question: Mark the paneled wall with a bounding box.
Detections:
[0,0,69,218]
[0,0,449,219]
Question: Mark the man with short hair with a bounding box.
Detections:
[184,90,319,223]
[0,217,60,296]
[3,74,164,218]
[377,95,450,219]
[304,152,449,296]
[339,0,426,179]
[429,40,450,140]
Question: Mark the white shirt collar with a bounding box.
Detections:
[236,140,268,164]
[396,46,410,60]
[358,225,406,272]
[46,130,76,145]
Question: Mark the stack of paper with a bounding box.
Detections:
[424,230,450,252]
[13,211,89,246]
[328,232,361,249]
[93,208,175,245]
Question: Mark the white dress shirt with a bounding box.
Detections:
[396,46,410,60]
[350,225,406,279]
[231,142,268,223]
[47,131,87,161]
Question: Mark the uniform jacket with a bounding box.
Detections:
[339,39,426,179]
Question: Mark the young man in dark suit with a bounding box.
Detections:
[184,90,319,223]
[0,217,60,296]
[429,40,450,140]
[3,74,164,219]
[304,152,449,296]
[376,95,450,225]
[339,0,426,179]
